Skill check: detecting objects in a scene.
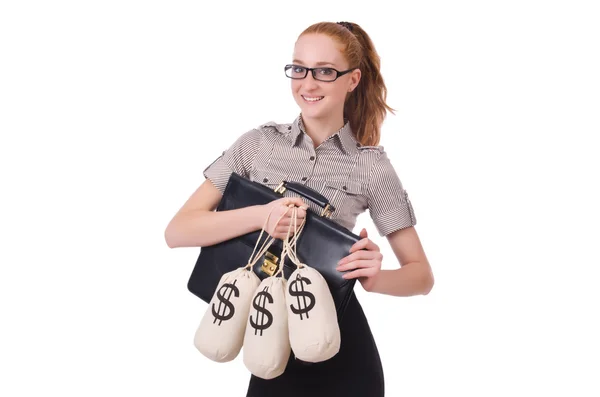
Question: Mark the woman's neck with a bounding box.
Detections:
[300,114,345,148]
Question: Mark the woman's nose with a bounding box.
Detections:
[302,72,320,89]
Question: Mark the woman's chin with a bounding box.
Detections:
[299,107,325,120]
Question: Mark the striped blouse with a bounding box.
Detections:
[203,115,417,237]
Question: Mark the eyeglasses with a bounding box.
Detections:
[284,64,357,82]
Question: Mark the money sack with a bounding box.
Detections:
[194,267,260,362]
[286,266,341,363]
[242,276,291,379]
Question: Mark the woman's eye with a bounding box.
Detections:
[293,66,306,73]
[318,68,334,75]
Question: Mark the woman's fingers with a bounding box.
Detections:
[276,224,303,233]
[282,197,307,209]
[277,208,306,223]
[264,197,308,239]
[277,217,305,227]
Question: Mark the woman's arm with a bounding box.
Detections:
[164,179,261,248]
[164,179,307,248]
[368,226,434,296]
[337,226,434,296]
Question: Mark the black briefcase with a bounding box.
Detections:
[187,172,360,321]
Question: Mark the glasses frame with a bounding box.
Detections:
[284,64,357,82]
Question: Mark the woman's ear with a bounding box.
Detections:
[348,68,361,92]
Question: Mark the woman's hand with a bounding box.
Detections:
[336,228,382,291]
[261,197,307,240]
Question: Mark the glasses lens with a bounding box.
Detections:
[285,65,307,79]
[313,68,337,82]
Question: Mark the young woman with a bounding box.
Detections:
[165,21,434,397]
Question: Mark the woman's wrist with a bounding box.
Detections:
[248,204,267,231]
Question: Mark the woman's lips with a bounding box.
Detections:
[302,95,324,103]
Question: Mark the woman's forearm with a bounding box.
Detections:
[368,262,434,297]
[164,205,265,248]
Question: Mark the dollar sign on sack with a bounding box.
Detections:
[289,273,315,320]
[249,286,274,336]
[212,279,239,326]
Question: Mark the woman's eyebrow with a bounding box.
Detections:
[315,61,336,66]
[292,59,337,67]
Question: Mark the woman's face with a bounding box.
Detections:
[291,33,360,123]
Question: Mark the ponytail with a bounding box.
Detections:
[300,22,394,146]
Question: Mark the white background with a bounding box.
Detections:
[1,0,599,396]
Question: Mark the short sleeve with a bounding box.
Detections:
[367,151,417,236]
[203,128,262,194]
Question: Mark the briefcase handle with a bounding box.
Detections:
[274,181,335,218]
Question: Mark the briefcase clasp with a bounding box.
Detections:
[320,204,333,218]
[274,182,287,194]
[261,251,279,276]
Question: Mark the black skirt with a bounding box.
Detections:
[246,292,385,397]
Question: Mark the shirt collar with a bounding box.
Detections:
[291,115,359,155]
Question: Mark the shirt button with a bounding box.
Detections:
[288,126,292,131]
[301,177,307,181]
[342,185,347,191]
[263,178,268,183]
[309,156,315,161]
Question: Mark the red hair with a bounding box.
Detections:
[299,22,395,146]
